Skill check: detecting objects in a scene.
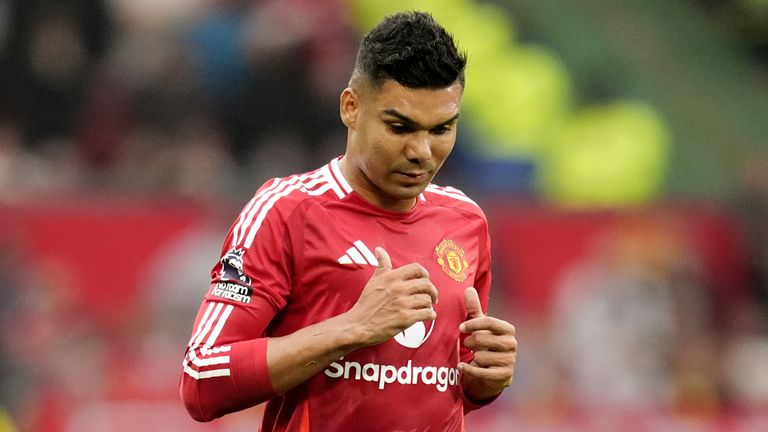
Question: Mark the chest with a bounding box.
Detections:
[286,205,482,327]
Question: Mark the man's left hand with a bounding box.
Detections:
[458,287,517,401]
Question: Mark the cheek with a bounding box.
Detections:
[369,131,402,162]
[361,137,392,176]
[354,122,389,161]
[432,137,456,165]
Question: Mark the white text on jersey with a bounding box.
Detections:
[324,359,460,392]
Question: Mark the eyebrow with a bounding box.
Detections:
[381,109,460,130]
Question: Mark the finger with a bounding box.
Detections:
[464,333,517,353]
[373,247,392,273]
[460,317,515,335]
[464,287,485,319]
[406,278,438,305]
[409,306,437,323]
[408,293,436,310]
[393,262,430,280]
[471,350,516,368]
[458,362,513,385]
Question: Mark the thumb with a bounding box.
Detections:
[373,247,392,273]
[464,287,485,319]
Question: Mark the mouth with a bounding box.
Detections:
[394,170,429,184]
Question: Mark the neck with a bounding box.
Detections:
[338,156,417,213]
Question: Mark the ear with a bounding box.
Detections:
[340,87,358,129]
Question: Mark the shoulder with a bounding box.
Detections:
[422,183,487,222]
[231,162,350,249]
[254,167,341,210]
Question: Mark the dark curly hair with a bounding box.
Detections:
[353,11,467,89]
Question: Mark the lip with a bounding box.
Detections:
[399,171,428,177]
[394,171,429,184]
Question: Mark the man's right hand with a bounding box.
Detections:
[264,247,437,393]
[346,247,438,347]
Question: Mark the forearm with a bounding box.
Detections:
[266,311,365,393]
[181,336,273,422]
[181,310,366,421]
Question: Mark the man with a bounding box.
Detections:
[180,11,517,431]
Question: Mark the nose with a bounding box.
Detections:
[404,131,432,164]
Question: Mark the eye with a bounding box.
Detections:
[388,123,413,134]
[431,126,452,135]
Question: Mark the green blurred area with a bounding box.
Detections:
[348,0,768,206]
[498,0,768,200]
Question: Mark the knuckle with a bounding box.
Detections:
[499,353,514,366]
[405,263,428,277]
[393,297,407,310]
[416,278,432,291]
[463,340,475,351]
[499,336,515,349]
[398,309,411,322]
[492,340,507,351]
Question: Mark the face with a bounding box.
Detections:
[339,79,462,212]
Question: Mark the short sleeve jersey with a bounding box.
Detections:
[181,158,493,432]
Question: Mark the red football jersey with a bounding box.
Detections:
[180,157,493,431]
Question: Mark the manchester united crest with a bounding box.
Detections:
[435,239,469,282]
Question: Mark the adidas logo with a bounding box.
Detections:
[338,240,379,266]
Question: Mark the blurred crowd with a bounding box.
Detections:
[1,0,768,431]
[0,0,356,203]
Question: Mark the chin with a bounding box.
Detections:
[390,183,428,199]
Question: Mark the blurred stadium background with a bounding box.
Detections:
[0,0,767,430]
